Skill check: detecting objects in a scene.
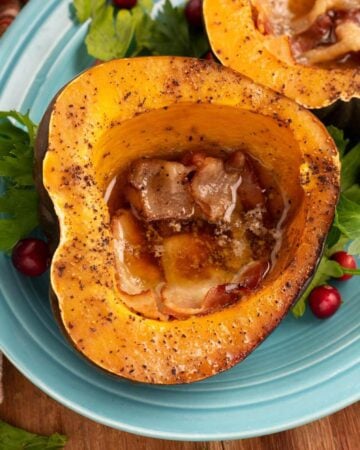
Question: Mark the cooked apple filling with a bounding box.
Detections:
[108,151,286,320]
[252,0,360,65]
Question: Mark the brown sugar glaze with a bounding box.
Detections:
[106,150,288,321]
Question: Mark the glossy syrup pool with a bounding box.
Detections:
[105,149,290,320]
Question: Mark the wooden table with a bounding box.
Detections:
[0,358,359,449]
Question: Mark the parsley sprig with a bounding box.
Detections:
[72,0,209,60]
[0,111,39,252]
[0,420,67,450]
[292,127,360,317]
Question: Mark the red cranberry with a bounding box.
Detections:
[330,251,357,281]
[12,238,50,277]
[309,285,341,319]
[185,0,203,28]
[112,0,137,9]
[0,17,14,37]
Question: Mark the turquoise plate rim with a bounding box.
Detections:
[3,345,360,441]
[0,0,359,441]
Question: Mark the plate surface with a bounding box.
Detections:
[0,0,359,441]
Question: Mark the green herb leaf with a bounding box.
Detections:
[115,9,137,56]
[146,0,209,57]
[327,125,348,157]
[0,120,28,156]
[73,0,92,22]
[343,184,360,203]
[341,266,360,275]
[0,111,39,252]
[0,420,67,450]
[291,294,306,318]
[348,238,360,255]
[291,257,343,318]
[86,5,125,61]
[316,99,360,142]
[335,194,360,239]
[73,0,106,23]
[325,225,341,249]
[75,0,209,61]
[131,8,155,56]
[0,111,37,148]
[341,143,360,191]
[326,233,349,255]
[188,29,210,58]
[138,0,154,13]
[0,148,34,186]
[147,0,190,56]
[0,188,39,251]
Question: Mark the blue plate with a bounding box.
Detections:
[0,0,359,441]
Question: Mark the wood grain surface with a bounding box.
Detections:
[0,358,359,450]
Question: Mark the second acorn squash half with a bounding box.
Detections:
[203,0,360,109]
[36,57,339,384]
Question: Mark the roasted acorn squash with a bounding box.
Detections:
[35,57,339,384]
[204,0,360,108]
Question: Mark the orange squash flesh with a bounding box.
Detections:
[203,0,360,109]
[36,57,339,384]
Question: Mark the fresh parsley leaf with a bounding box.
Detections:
[335,195,360,239]
[147,0,190,55]
[86,5,124,61]
[326,233,349,255]
[0,420,67,450]
[341,143,360,191]
[73,0,92,22]
[74,0,209,60]
[141,0,209,57]
[327,125,348,157]
[0,188,38,251]
[188,29,209,59]
[325,225,341,249]
[131,8,155,56]
[138,0,154,14]
[348,238,360,255]
[343,184,360,203]
[292,257,344,318]
[0,148,34,186]
[115,9,138,57]
[0,111,37,148]
[73,0,106,23]
[0,111,39,252]
[291,293,307,318]
[0,121,28,156]
[85,2,153,60]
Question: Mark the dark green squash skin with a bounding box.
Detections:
[34,100,66,342]
[35,100,60,255]
[315,98,360,142]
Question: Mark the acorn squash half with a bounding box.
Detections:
[35,57,339,384]
[204,0,360,109]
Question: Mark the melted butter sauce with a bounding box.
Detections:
[107,150,288,320]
